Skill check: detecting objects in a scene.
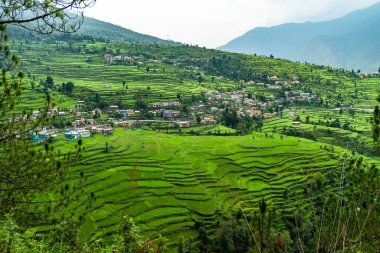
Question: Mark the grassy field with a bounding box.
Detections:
[42,129,359,249]
[15,40,380,110]
[8,37,380,250]
[262,107,377,159]
[17,42,238,108]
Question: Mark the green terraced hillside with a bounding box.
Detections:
[51,129,349,249]
[6,28,380,251]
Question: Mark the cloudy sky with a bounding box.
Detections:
[85,0,380,48]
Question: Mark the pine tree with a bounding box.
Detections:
[0,0,94,226]
[371,95,380,153]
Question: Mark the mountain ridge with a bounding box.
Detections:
[78,16,180,45]
[7,15,180,46]
[219,2,380,72]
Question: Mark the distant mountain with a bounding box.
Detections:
[219,2,380,72]
[77,17,180,45]
[8,16,179,46]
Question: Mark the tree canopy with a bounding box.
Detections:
[0,0,94,225]
[0,0,95,33]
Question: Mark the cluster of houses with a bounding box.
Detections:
[72,118,96,127]
[197,89,277,118]
[98,102,182,119]
[64,125,114,140]
[245,76,300,87]
[172,57,208,69]
[201,116,217,125]
[25,70,325,143]
[30,128,58,143]
[285,91,316,102]
[184,75,313,123]
[104,53,212,71]
[29,125,114,143]
[243,77,317,103]
[152,101,180,108]
[104,54,144,65]
[12,108,69,122]
[64,128,91,140]
[104,53,168,66]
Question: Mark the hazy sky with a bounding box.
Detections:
[85,0,380,48]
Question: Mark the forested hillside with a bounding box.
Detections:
[7,16,180,45]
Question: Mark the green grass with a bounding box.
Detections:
[8,37,380,252]
[16,42,238,109]
[46,129,369,249]
[14,39,380,111]
[262,108,377,158]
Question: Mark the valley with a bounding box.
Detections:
[8,34,380,251]
[1,2,379,251]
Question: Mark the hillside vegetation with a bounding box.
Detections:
[53,129,345,247]
[8,16,180,46]
[2,23,379,252]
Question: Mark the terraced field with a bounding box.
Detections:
[51,129,347,249]
[15,87,76,113]
[17,40,380,110]
[355,78,380,108]
[17,42,237,108]
[11,38,380,251]
[261,107,378,158]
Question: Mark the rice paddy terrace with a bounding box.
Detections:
[54,129,347,249]
[10,35,380,250]
[16,39,379,110]
[15,41,238,108]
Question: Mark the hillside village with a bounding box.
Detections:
[24,51,373,144]
[26,70,324,143]
[2,2,380,252]
[22,48,379,146]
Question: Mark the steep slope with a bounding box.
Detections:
[302,19,380,71]
[219,2,380,72]
[78,17,179,45]
[7,16,179,46]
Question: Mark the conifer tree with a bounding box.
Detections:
[0,0,95,34]
[0,0,95,224]
[371,95,380,153]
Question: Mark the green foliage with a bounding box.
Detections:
[214,218,251,253]
[46,76,54,87]
[1,3,379,252]
[180,157,378,253]
[371,95,380,153]
[0,215,48,253]
[221,108,239,128]
[0,214,167,253]
[0,0,96,34]
[0,26,54,222]
[60,81,75,94]
[0,0,98,249]
[76,16,179,45]
[46,129,348,250]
